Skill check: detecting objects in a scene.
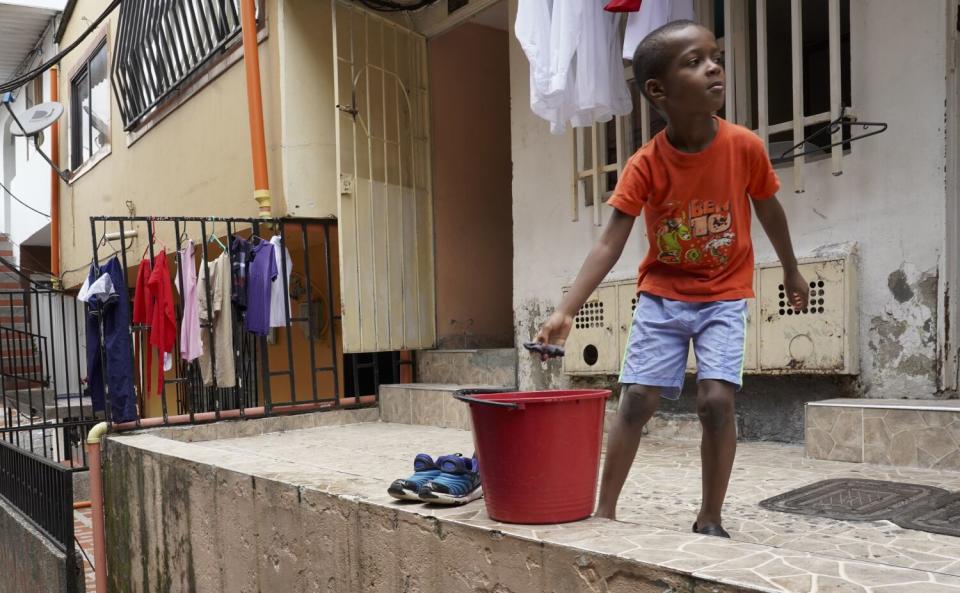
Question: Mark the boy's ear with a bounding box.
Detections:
[645,78,666,103]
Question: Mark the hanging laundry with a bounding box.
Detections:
[622,0,695,60]
[245,240,277,337]
[146,251,176,395]
[605,0,642,13]
[82,257,137,423]
[231,236,253,311]
[132,257,159,397]
[197,253,236,388]
[516,0,631,135]
[175,240,203,362]
[569,0,633,129]
[269,235,293,328]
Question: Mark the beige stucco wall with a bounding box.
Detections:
[57,0,343,288]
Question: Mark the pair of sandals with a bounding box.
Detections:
[388,453,483,505]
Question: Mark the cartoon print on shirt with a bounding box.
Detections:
[656,216,692,263]
[705,232,735,265]
[654,199,736,268]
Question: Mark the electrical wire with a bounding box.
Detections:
[0,180,51,218]
[0,0,121,95]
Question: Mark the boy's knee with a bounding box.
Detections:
[618,384,660,425]
[696,384,734,429]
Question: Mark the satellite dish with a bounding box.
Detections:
[3,101,71,181]
[10,102,64,137]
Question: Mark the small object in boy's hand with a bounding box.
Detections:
[523,341,565,359]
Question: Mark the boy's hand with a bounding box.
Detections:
[532,312,574,361]
[783,268,809,311]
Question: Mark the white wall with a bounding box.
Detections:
[0,18,57,254]
[510,0,949,398]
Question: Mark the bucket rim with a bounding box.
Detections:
[459,389,611,405]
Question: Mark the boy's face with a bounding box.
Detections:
[649,25,725,117]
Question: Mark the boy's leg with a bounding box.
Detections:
[595,385,661,520]
[695,379,737,529]
[691,299,747,534]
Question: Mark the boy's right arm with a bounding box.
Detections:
[533,209,636,358]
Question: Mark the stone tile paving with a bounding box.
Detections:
[150,422,960,592]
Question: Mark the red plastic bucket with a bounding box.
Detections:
[454,389,611,524]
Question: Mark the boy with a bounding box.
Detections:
[534,21,809,538]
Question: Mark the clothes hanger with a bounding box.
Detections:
[141,218,167,260]
[207,219,226,251]
[771,107,888,165]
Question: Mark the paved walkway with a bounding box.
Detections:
[75,507,96,592]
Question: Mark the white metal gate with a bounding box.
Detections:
[332,1,436,353]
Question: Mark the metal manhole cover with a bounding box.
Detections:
[759,479,948,522]
[893,493,960,537]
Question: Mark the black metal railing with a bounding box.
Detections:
[0,437,75,553]
[111,0,261,130]
[0,326,48,389]
[87,216,399,428]
[0,253,101,470]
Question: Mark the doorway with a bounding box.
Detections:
[428,1,513,350]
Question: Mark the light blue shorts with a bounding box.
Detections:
[619,293,748,400]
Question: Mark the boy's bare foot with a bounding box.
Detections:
[692,521,730,538]
[594,507,617,520]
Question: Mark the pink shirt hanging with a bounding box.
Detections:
[177,240,204,362]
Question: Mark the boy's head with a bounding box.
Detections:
[632,21,725,119]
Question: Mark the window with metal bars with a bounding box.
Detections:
[573,0,852,223]
[111,0,261,131]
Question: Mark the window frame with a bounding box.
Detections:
[67,28,112,181]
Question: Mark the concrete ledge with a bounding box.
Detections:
[805,399,960,469]
[0,496,83,593]
[102,421,960,593]
[146,406,380,443]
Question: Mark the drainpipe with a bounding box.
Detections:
[86,422,109,593]
[239,0,272,219]
[49,66,60,286]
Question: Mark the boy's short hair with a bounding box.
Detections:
[632,19,700,101]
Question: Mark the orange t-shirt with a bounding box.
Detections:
[608,117,780,302]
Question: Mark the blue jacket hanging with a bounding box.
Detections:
[81,256,137,423]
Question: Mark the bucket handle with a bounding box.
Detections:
[453,388,522,410]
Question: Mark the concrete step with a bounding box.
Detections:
[805,398,960,470]
[416,348,516,386]
[379,383,516,431]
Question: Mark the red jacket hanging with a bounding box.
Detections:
[605,0,642,12]
[132,258,155,394]
[134,251,176,396]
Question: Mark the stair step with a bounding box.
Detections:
[805,398,960,470]
[416,349,516,386]
[379,383,516,431]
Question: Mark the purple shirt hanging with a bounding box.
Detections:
[245,241,277,336]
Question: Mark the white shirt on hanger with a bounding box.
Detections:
[623,0,696,61]
[269,236,293,328]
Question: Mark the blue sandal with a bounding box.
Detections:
[388,453,445,501]
[419,454,483,505]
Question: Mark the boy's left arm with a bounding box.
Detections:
[751,196,809,311]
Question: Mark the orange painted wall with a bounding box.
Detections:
[429,23,514,349]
